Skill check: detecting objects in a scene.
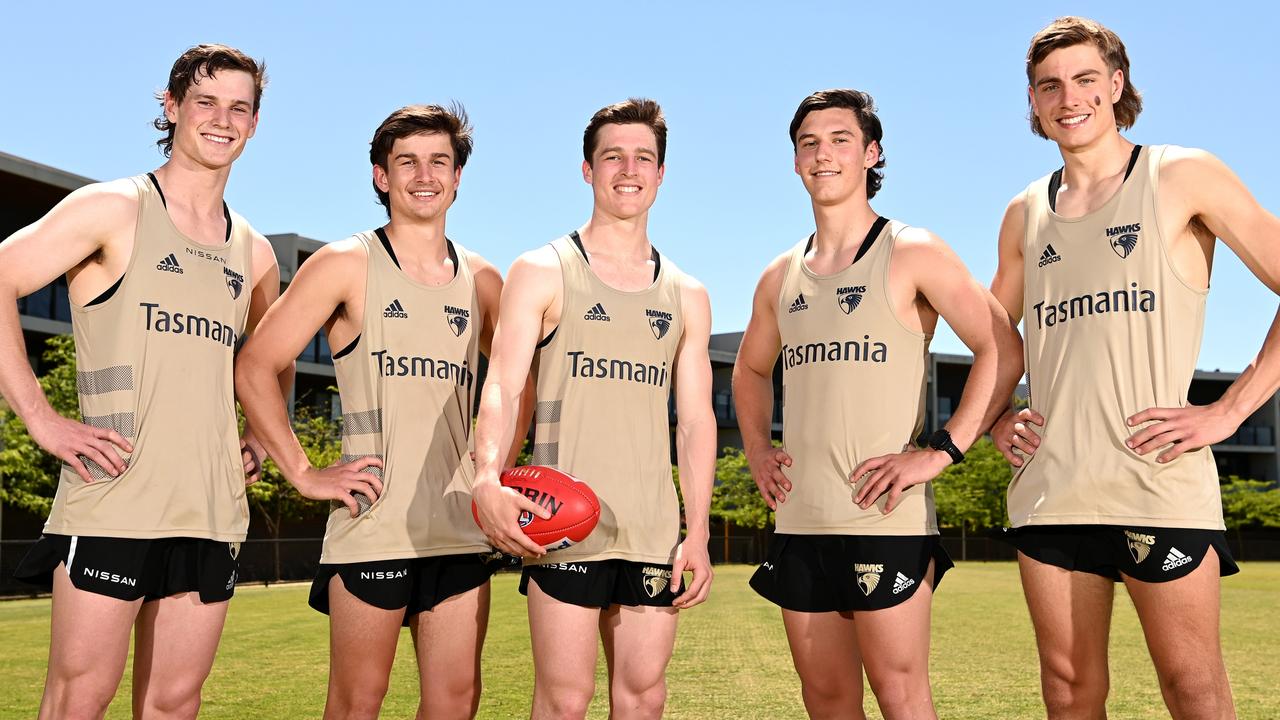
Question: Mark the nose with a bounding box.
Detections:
[815,139,833,162]
[211,105,232,128]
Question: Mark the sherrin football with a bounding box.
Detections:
[472,465,601,551]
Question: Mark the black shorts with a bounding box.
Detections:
[1000,524,1239,583]
[13,533,240,603]
[750,534,953,613]
[519,560,677,609]
[309,553,498,626]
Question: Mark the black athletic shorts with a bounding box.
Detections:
[750,533,953,613]
[13,533,240,603]
[519,560,677,609]
[1000,524,1239,583]
[309,552,499,625]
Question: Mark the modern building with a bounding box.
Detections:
[6,149,1280,483]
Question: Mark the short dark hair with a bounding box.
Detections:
[583,98,668,166]
[1025,17,1143,139]
[789,89,886,199]
[153,44,266,158]
[369,103,474,215]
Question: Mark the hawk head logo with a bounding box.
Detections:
[448,314,468,337]
[857,571,880,596]
[643,573,669,598]
[226,276,243,299]
[1128,538,1151,564]
[1112,233,1139,259]
[650,317,671,340]
[838,292,863,315]
[228,542,241,560]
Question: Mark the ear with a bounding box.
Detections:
[164,91,179,126]
[794,152,801,177]
[247,110,259,140]
[656,163,664,187]
[372,163,390,194]
[864,141,880,169]
[1027,85,1039,117]
[582,159,593,185]
[1110,67,1124,104]
[454,164,462,187]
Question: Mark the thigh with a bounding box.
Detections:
[132,591,230,716]
[1123,549,1226,681]
[410,581,490,698]
[599,602,679,692]
[1018,552,1115,670]
[851,560,934,681]
[43,562,142,715]
[527,576,602,688]
[781,608,863,692]
[327,573,407,691]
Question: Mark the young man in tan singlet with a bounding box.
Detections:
[471,98,716,720]
[236,104,523,719]
[733,89,1022,720]
[0,45,281,719]
[990,17,1280,719]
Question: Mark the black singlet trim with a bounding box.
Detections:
[1047,145,1143,212]
[373,227,458,277]
[568,230,661,281]
[332,334,360,360]
[85,273,125,307]
[803,216,888,265]
[147,172,233,241]
[535,326,557,349]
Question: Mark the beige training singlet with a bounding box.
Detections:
[1011,145,1222,530]
[321,231,489,563]
[775,219,936,535]
[44,174,254,541]
[528,234,685,565]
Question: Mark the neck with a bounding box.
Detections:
[810,197,879,252]
[383,214,449,260]
[580,210,652,261]
[153,155,232,217]
[1058,132,1135,187]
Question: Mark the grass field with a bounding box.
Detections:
[1,563,1276,719]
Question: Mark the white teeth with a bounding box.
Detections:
[1060,115,1088,126]
[815,171,838,176]
[617,186,640,193]
[202,134,231,144]
[411,191,437,197]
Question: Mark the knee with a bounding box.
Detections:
[614,680,667,719]
[533,679,595,720]
[1040,658,1108,716]
[1159,666,1228,713]
[44,673,119,720]
[423,673,482,719]
[329,680,391,720]
[798,673,861,718]
[866,671,930,716]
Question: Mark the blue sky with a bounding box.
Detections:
[2,2,1276,373]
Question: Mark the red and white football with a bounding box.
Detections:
[472,465,601,551]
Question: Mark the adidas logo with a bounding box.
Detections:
[584,302,611,322]
[891,571,915,595]
[1037,243,1062,268]
[1162,547,1193,572]
[383,299,409,319]
[788,293,809,313]
[156,253,184,274]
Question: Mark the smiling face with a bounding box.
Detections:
[163,68,258,169]
[1029,42,1125,150]
[373,131,460,224]
[793,107,880,207]
[582,123,664,221]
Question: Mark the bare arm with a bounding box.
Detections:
[852,230,1024,512]
[473,254,533,468]
[471,248,561,556]
[234,241,383,516]
[0,181,138,481]
[238,232,291,483]
[730,253,794,510]
[1126,149,1280,461]
[670,276,715,608]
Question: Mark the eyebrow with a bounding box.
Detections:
[599,145,657,157]
[1036,69,1101,88]
[796,129,856,142]
[393,152,453,162]
[192,93,252,108]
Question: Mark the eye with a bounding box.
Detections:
[1080,78,1094,85]
[197,100,214,107]
[801,140,816,148]
[833,137,847,144]
[433,159,448,167]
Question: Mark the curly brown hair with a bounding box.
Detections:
[788,89,886,200]
[153,44,266,157]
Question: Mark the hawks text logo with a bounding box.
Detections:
[224,267,245,299]
[855,562,883,596]
[836,286,866,315]
[642,566,672,598]
[646,308,673,340]
[1106,223,1141,259]
[444,304,470,337]
[1124,530,1155,564]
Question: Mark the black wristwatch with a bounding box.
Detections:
[927,429,965,465]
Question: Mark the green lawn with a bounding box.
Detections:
[1,563,1276,719]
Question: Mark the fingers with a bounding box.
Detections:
[774,449,793,468]
[1019,407,1045,425]
[674,565,713,608]
[670,556,686,594]
[99,428,133,454]
[65,456,94,484]
[1013,421,1041,445]
[883,480,907,513]
[516,493,553,521]
[850,456,887,490]
[79,444,123,479]
[1127,407,1173,427]
[854,468,889,508]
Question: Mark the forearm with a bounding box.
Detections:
[1215,308,1280,425]
[475,377,525,485]
[0,297,55,424]
[675,413,715,539]
[505,373,535,468]
[731,365,775,458]
[946,339,1024,451]
[236,360,311,480]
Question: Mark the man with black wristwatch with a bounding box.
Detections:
[732,88,1023,719]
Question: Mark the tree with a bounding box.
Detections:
[933,438,1011,560]
[707,446,775,563]
[1220,476,1280,561]
[0,335,79,517]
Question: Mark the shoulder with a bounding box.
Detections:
[462,248,503,292]
[891,224,952,259]
[53,177,141,225]
[1155,144,1229,183]
[295,234,369,280]
[506,242,563,284]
